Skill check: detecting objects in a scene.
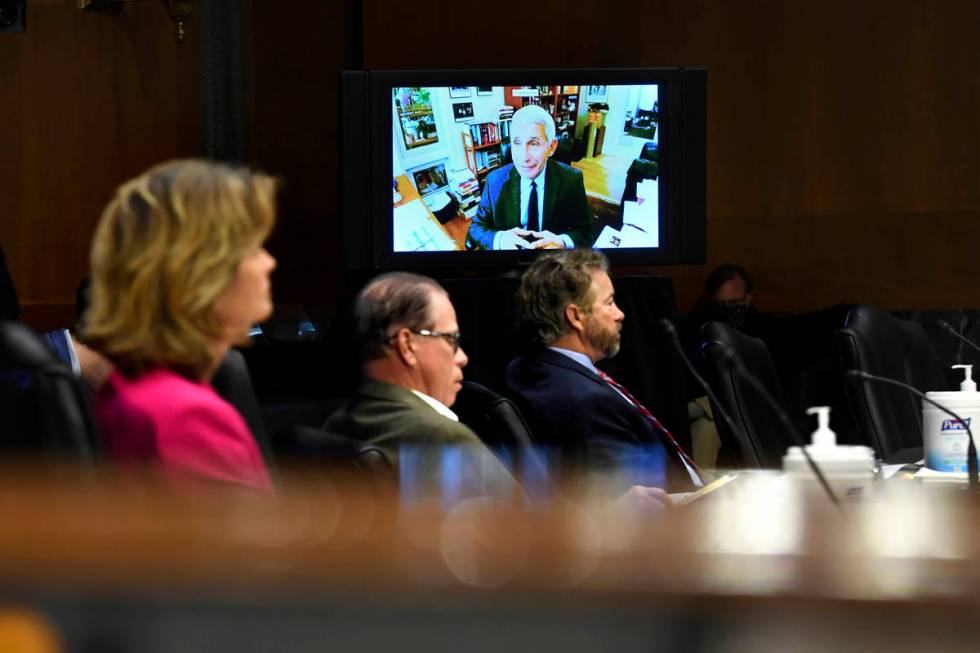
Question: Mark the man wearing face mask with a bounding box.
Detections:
[703,264,757,330]
[681,264,777,353]
[680,264,780,467]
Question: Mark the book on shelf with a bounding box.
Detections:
[467,121,509,147]
[449,166,477,184]
[449,166,481,214]
[474,150,502,172]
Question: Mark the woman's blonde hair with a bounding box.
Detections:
[84,159,277,380]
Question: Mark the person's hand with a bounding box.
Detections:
[71,335,114,392]
[528,230,567,249]
[496,228,533,250]
[610,485,671,514]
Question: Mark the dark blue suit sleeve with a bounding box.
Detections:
[468,179,499,250]
[565,392,667,489]
[41,329,74,369]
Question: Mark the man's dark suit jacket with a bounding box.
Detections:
[468,160,597,250]
[505,347,696,492]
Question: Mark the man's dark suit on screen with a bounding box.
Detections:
[505,347,697,492]
[468,161,597,250]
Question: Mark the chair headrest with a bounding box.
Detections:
[456,380,502,404]
[701,319,765,353]
[0,321,60,370]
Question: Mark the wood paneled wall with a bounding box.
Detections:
[5,0,980,332]
[246,0,350,316]
[360,0,980,313]
[0,1,200,330]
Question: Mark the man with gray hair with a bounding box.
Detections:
[324,272,489,461]
[505,249,702,492]
[468,104,597,251]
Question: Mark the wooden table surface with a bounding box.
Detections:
[3,466,980,651]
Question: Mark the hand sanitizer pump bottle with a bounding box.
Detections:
[923,365,980,472]
[783,406,876,501]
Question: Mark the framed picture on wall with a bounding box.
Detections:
[449,86,471,98]
[586,85,607,101]
[453,102,474,122]
[394,86,439,150]
[476,86,493,96]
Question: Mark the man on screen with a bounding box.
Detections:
[468,105,597,250]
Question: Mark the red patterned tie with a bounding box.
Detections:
[597,369,702,481]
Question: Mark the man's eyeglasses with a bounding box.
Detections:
[388,329,462,352]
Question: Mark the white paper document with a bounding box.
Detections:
[622,199,659,241]
[592,202,659,249]
[393,199,456,252]
[636,178,657,203]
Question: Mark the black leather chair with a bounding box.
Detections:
[452,380,550,491]
[700,321,792,468]
[0,321,101,460]
[272,423,393,475]
[212,348,273,465]
[453,381,536,450]
[837,305,948,460]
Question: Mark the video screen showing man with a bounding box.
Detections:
[468,105,598,250]
[390,84,661,253]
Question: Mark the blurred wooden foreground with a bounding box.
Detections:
[2,465,980,652]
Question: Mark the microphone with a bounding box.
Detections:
[846,369,979,493]
[714,342,842,508]
[657,319,752,463]
[937,319,980,357]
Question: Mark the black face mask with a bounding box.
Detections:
[710,303,750,329]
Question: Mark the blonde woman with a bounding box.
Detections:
[84,160,276,493]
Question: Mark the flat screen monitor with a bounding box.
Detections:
[342,68,705,270]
